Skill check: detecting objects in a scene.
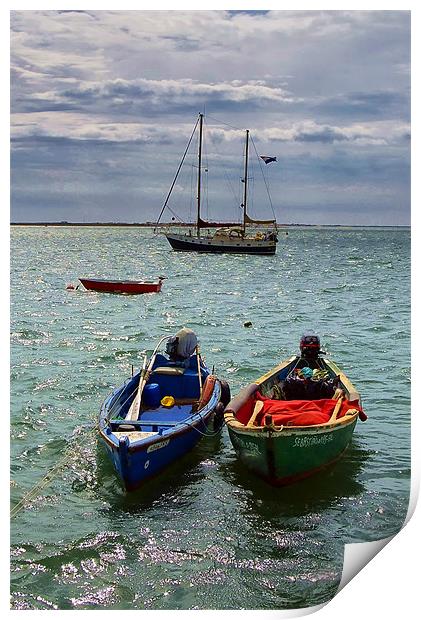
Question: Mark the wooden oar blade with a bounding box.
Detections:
[247,400,264,427]
[126,355,148,421]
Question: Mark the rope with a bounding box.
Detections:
[205,114,243,132]
[206,116,277,227]
[10,373,143,518]
[154,116,200,230]
[10,423,99,519]
[11,350,220,517]
[12,370,141,518]
[107,383,138,418]
[10,414,221,519]
[179,417,226,437]
[250,135,278,227]
[202,117,210,221]
[205,123,241,216]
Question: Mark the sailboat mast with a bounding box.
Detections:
[242,129,249,234]
[196,113,204,236]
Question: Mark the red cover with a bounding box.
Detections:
[236,391,366,427]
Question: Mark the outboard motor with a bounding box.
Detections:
[166,328,198,362]
[299,332,321,360]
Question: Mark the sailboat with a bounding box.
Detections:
[155,114,278,255]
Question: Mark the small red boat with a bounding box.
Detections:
[79,277,164,295]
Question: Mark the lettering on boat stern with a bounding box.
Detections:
[234,437,261,456]
[147,439,170,453]
[292,434,333,448]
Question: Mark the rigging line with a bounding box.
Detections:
[154,116,200,231]
[205,169,209,221]
[166,205,186,224]
[250,135,278,225]
[202,117,210,219]
[190,163,194,223]
[223,167,239,206]
[248,161,255,217]
[205,118,240,210]
[205,114,243,132]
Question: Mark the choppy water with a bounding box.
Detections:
[10,225,410,610]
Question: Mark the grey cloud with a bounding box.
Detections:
[11,112,409,148]
[310,90,410,121]
[16,78,295,115]
[10,10,410,225]
[297,127,348,144]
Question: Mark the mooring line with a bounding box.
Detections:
[10,423,99,519]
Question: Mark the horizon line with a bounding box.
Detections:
[10,221,410,228]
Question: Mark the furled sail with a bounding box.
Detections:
[198,217,240,228]
[244,213,276,226]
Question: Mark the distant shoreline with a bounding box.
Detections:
[10,222,410,228]
[10,222,159,227]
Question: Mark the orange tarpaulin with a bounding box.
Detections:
[236,392,366,426]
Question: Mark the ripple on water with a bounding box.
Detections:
[10,226,410,610]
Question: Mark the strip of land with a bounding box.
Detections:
[10,222,409,228]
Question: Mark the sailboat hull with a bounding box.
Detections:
[165,233,276,255]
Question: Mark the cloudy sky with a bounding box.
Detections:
[10,9,410,225]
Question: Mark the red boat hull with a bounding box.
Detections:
[79,278,163,294]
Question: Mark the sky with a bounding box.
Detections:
[10,8,411,225]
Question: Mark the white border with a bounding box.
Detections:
[4,3,418,618]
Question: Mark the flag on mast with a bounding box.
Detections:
[260,156,277,164]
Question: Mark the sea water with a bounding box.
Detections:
[10,225,410,610]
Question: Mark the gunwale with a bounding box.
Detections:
[224,354,363,485]
[224,355,360,433]
[79,277,163,294]
[99,382,221,452]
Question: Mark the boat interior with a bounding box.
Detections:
[106,353,210,435]
[259,355,343,401]
[225,352,364,429]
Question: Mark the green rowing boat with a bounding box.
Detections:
[224,334,367,485]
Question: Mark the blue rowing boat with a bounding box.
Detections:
[98,329,230,491]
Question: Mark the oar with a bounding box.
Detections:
[247,400,264,427]
[126,335,169,421]
[328,392,344,424]
[196,346,203,399]
[126,355,148,421]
